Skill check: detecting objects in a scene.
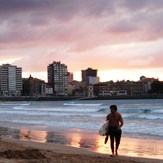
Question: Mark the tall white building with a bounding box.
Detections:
[0,64,22,96]
[47,61,68,96]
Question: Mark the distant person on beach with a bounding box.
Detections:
[106,105,124,157]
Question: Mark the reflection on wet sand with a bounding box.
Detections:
[57,132,163,159]
[19,129,47,143]
[17,129,163,159]
[69,133,81,148]
[120,137,163,159]
[1,127,163,160]
[65,131,98,151]
[96,135,109,154]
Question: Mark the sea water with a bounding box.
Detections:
[0,99,163,159]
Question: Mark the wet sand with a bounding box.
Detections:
[1,126,163,162]
[0,137,162,163]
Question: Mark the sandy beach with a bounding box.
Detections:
[0,137,162,163]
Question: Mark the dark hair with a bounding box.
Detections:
[110,105,117,111]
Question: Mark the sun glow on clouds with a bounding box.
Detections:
[98,68,163,82]
[127,56,154,66]
[23,72,47,82]
[0,58,22,65]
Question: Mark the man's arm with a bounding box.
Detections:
[119,114,124,128]
[106,114,110,121]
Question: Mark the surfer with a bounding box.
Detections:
[106,105,124,157]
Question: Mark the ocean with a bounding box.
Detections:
[0,99,163,159]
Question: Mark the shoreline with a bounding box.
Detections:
[0,94,163,101]
[0,137,162,163]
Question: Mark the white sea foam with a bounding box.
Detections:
[63,102,102,106]
[0,102,31,106]
[12,106,100,113]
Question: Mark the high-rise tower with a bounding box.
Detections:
[47,61,68,95]
[0,64,22,96]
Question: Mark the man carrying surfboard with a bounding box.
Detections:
[106,105,124,157]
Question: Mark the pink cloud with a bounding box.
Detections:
[0,0,163,81]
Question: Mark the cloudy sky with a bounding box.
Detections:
[1,0,163,82]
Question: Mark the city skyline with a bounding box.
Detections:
[1,0,163,82]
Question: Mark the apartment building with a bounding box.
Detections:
[67,72,73,83]
[22,75,45,96]
[81,68,100,84]
[0,64,22,96]
[47,61,68,96]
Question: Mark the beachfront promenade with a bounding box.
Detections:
[0,94,163,101]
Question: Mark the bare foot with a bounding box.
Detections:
[115,150,118,156]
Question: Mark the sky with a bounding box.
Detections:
[1,0,163,82]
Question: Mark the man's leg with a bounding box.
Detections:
[115,129,122,156]
[110,133,115,156]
